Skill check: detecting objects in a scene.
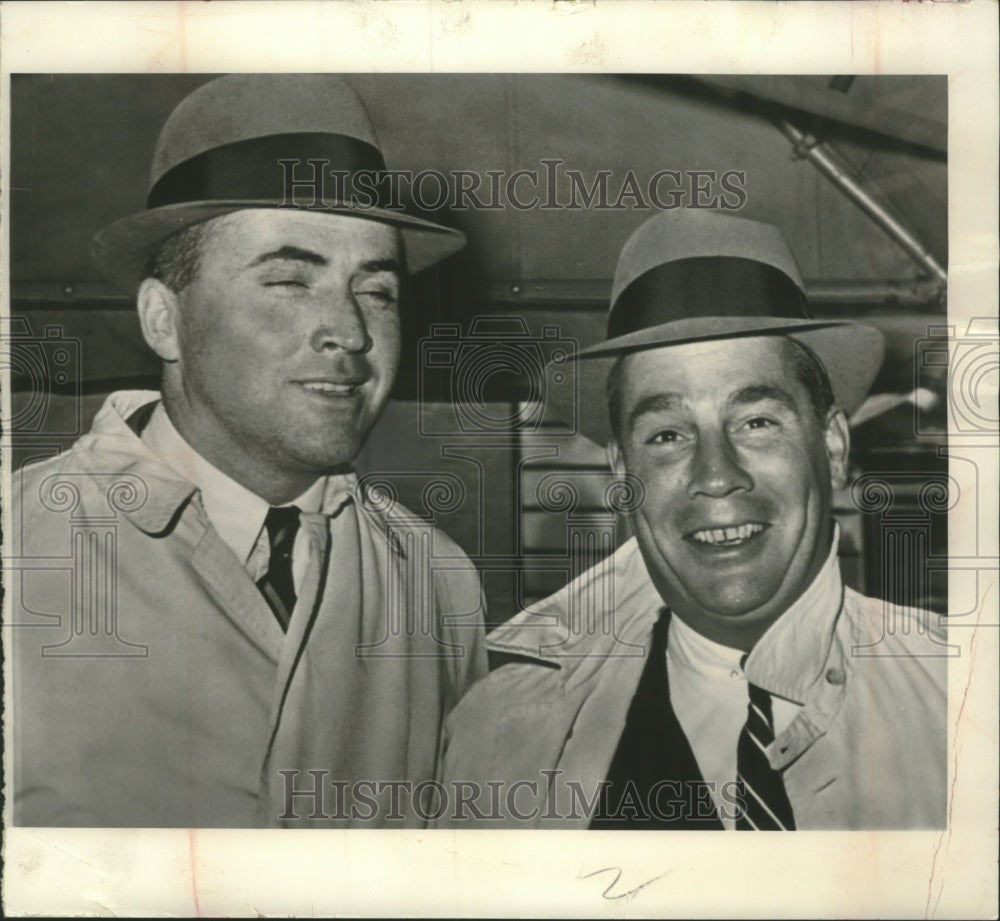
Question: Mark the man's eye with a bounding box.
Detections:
[354,289,397,307]
[744,416,777,431]
[264,280,307,289]
[646,429,681,445]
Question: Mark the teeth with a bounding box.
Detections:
[692,523,764,545]
[302,382,356,394]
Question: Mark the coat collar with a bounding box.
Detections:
[73,391,365,538]
[72,391,199,534]
[486,538,663,688]
[487,530,847,707]
[742,531,845,705]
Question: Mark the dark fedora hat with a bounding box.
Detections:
[550,209,885,445]
[92,74,466,292]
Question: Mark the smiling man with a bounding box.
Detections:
[437,210,947,830]
[609,335,848,654]
[11,75,486,827]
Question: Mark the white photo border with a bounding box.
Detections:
[2,2,997,918]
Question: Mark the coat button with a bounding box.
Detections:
[825,667,846,685]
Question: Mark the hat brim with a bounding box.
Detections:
[547,317,885,446]
[92,200,466,294]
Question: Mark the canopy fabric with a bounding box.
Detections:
[11,73,945,290]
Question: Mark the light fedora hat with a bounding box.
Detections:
[92,74,466,292]
[551,209,885,445]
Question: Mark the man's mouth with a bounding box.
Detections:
[296,379,365,397]
[688,522,767,547]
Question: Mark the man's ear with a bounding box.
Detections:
[137,278,182,363]
[824,407,851,490]
[607,439,626,479]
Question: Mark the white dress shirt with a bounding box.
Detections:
[141,402,325,592]
[663,537,844,830]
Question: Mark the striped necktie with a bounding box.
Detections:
[256,505,301,632]
[735,681,796,830]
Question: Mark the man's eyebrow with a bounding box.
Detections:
[729,384,800,413]
[356,258,402,275]
[248,246,328,268]
[626,392,684,433]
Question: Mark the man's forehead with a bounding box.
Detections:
[204,208,402,260]
[620,336,805,400]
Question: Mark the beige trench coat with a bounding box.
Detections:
[10,391,487,827]
[437,537,948,829]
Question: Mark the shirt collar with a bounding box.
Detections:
[668,611,745,678]
[142,402,342,563]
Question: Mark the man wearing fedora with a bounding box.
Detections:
[11,75,486,827]
[437,210,947,830]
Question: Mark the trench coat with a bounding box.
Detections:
[10,391,487,827]
[437,537,947,829]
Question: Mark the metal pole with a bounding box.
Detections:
[776,119,948,287]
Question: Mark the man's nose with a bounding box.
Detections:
[687,430,753,498]
[309,292,371,354]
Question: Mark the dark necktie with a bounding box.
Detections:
[591,608,724,829]
[256,505,301,632]
[735,681,796,830]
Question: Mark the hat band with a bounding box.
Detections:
[608,256,808,339]
[147,132,388,209]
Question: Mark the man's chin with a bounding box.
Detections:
[674,579,787,623]
[667,595,785,650]
[284,438,365,475]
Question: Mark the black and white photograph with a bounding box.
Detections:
[2,2,997,918]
